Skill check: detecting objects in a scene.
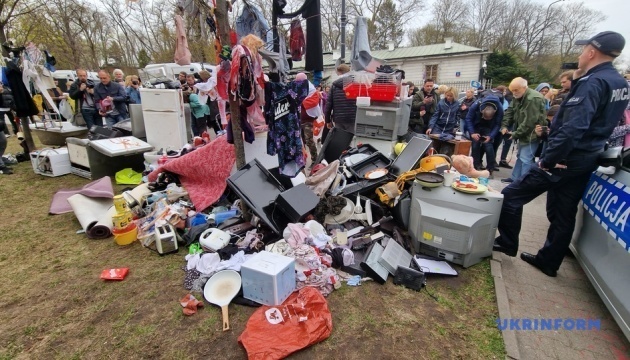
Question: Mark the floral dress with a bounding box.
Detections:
[264,80,309,177]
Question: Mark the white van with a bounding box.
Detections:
[142,63,215,81]
[52,70,99,92]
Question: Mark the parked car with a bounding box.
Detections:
[571,149,630,341]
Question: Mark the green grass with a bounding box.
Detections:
[0,135,505,359]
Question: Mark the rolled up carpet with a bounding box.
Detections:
[67,194,114,239]
[49,176,114,215]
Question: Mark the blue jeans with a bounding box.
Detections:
[511,140,539,180]
[81,108,101,129]
[496,151,599,271]
[105,113,126,128]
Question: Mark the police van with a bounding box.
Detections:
[571,149,630,341]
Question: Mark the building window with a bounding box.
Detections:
[425,64,438,81]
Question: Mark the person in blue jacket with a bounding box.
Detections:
[493,31,630,277]
[426,87,460,137]
[465,95,504,176]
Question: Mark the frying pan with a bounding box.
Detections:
[415,172,444,188]
[203,270,242,331]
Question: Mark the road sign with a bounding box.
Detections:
[470,80,481,88]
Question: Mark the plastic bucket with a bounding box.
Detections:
[113,223,138,246]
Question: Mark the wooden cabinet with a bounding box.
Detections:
[429,135,471,157]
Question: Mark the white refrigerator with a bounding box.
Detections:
[140,89,188,152]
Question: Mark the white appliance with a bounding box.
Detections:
[409,181,504,268]
[30,147,71,177]
[141,89,187,151]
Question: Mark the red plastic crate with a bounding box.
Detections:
[344,83,397,102]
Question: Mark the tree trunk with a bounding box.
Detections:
[0,25,8,57]
[20,117,36,153]
[215,0,250,220]
[215,0,246,170]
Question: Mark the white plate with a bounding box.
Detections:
[365,168,389,179]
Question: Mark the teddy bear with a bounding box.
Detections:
[451,154,490,178]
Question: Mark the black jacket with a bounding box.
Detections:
[324,77,357,126]
[410,89,438,126]
[1,88,14,110]
[69,79,89,110]
[543,62,630,168]
[93,81,128,117]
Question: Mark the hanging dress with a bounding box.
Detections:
[264,79,309,177]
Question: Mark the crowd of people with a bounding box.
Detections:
[68,68,142,129]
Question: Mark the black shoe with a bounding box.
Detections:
[493,241,517,257]
[500,178,513,183]
[489,166,500,172]
[0,166,13,175]
[480,165,486,170]
[499,160,513,169]
[520,252,557,277]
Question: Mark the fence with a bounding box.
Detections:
[438,79,493,92]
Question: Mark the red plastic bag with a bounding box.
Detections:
[238,287,332,360]
[100,268,129,281]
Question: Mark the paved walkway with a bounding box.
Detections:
[488,169,630,360]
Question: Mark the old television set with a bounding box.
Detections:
[408,182,504,268]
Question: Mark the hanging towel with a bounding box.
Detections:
[174,15,192,66]
[290,19,305,61]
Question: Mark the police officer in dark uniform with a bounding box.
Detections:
[493,31,630,277]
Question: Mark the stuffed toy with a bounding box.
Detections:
[451,155,490,178]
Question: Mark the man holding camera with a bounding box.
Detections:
[69,68,101,129]
[493,31,629,277]
[465,94,504,177]
[409,79,438,134]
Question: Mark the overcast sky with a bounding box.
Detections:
[416,0,630,65]
[418,0,628,34]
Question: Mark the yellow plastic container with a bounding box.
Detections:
[113,224,138,246]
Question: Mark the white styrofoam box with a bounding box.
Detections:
[241,251,296,306]
[89,136,153,156]
[67,141,90,168]
[30,148,71,177]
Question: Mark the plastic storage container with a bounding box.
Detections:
[344,83,397,102]
[241,251,296,306]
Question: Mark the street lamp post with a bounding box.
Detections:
[540,0,566,54]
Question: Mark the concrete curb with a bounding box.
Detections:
[491,251,521,360]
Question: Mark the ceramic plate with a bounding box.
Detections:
[451,182,487,194]
[364,168,389,179]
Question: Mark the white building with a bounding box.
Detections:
[293,38,491,90]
